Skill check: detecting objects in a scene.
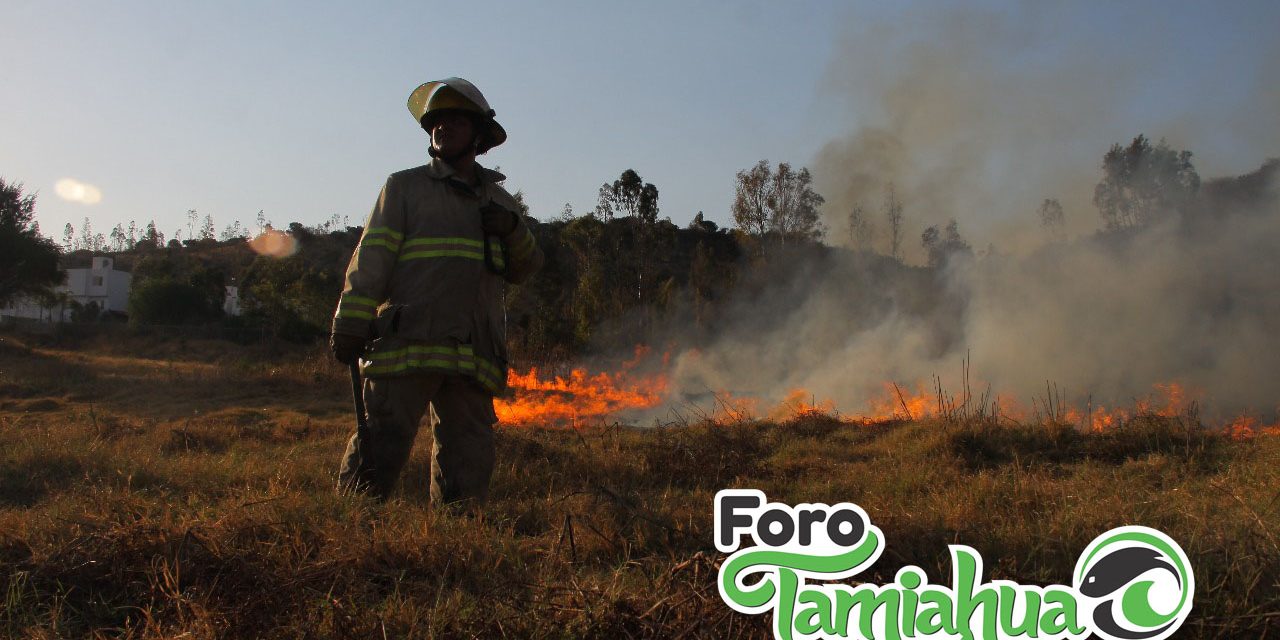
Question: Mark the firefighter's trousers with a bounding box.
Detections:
[337,373,497,507]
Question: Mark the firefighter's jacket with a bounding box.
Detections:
[331,158,543,395]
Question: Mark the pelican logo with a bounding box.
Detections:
[1074,526,1194,640]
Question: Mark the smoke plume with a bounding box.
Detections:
[662,7,1280,421]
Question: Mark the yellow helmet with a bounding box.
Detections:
[407,77,507,153]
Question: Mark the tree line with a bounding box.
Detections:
[57,209,352,254]
[2,133,1257,360]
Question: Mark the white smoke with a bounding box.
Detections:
[667,183,1279,420]
[661,7,1280,421]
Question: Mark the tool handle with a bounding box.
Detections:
[349,362,368,440]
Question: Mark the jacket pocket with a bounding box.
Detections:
[372,305,405,339]
[386,302,450,342]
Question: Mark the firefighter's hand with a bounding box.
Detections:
[480,202,519,236]
[330,333,366,365]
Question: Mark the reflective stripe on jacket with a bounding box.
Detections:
[331,158,543,394]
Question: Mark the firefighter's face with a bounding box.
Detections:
[430,111,477,159]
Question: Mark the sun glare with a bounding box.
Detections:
[54,178,102,204]
[248,228,299,257]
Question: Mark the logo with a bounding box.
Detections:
[714,490,1194,640]
[1074,526,1194,640]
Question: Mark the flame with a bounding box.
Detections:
[766,389,837,421]
[1055,382,1198,432]
[701,390,760,423]
[864,382,936,422]
[495,346,667,426]
[495,347,1277,437]
[1222,414,1280,438]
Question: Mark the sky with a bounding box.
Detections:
[2,1,1278,249]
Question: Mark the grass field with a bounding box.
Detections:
[1,332,1277,639]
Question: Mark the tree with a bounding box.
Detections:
[110,224,127,251]
[76,217,94,251]
[62,223,74,250]
[689,211,719,233]
[70,299,101,323]
[731,160,826,245]
[847,204,873,251]
[511,190,533,218]
[920,219,972,267]
[0,178,63,305]
[200,213,216,241]
[689,240,718,329]
[136,220,164,250]
[884,183,905,261]
[731,160,771,238]
[220,220,247,241]
[560,216,608,344]
[316,213,343,233]
[35,289,71,323]
[555,203,575,223]
[594,169,664,336]
[1094,135,1199,230]
[224,254,335,341]
[1038,198,1065,242]
[128,279,214,325]
[595,169,659,223]
[769,163,825,244]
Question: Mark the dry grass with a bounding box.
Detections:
[1,331,1278,638]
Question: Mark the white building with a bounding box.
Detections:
[0,256,132,322]
[65,257,132,315]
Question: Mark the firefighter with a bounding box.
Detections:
[330,77,543,508]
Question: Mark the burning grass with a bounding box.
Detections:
[496,346,669,426]
[498,346,1279,438]
[0,333,1278,637]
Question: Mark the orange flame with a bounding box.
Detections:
[864,382,935,422]
[495,347,1277,437]
[1223,414,1280,438]
[495,346,667,426]
[1056,382,1199,432]
[766,389,837,421]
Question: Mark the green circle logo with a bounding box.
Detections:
[1074,526,1194,640]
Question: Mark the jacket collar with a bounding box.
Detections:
[424,156,506,189]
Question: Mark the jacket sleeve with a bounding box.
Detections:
[331,175,405,339]
[499,214,543,285]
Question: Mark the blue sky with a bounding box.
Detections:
[3,1,1277,248]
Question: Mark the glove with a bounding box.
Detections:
[330,333,366,365]
[480,202,519,236]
